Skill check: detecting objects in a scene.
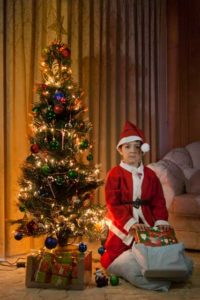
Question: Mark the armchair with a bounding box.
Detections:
[148,142,200,250]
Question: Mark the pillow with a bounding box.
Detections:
[163,148,193,170]
[186,170,200,194]
[149,160,185,195]
[183,168,199,179]
[186,141,200,169]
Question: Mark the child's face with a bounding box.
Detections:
[118,141,142,167]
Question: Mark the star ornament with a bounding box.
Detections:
[48,16,67,39]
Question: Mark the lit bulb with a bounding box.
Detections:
[68,68,72,74]
[36,161,42,167]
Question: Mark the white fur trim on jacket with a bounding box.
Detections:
[124,218,138,232]
[106,219,134,246]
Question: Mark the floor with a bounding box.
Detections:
[0,243,200,300]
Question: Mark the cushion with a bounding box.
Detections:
[185,170,200,194]
[149,160,185,196]
[183,168,199,180]
[186,142,200,169]
[163,148,193,170]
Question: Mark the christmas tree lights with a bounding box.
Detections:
[12,40,105,248]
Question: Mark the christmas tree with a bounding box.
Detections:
[13,40,104,250]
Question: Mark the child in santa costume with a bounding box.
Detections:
[100,121,193,291]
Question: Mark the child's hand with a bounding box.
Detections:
[129,223,146,235]
[157,224,171,231]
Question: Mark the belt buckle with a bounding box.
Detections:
[133,198,140,209]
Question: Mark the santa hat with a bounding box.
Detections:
[116,121,150,153]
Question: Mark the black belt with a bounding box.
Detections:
[123,198,149,209]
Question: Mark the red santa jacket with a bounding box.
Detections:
[100,163,169,269]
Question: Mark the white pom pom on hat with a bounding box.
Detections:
[116,121,150,153]
[141,143,150,153]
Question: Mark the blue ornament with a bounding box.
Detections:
[98,246,105,255]
[54,91,64,100]
[78,242,87,253]
[45,236,58,249]
[14,232,23,241]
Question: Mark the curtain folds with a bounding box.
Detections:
[0,0,167,256]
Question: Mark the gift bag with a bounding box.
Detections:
[132,242,193,280]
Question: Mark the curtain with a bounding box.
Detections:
[0,0,167,257]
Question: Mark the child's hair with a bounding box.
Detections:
[118,140,142,150]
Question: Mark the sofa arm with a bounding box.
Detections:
[148,160,185,209]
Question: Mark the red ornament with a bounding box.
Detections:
[60,97,66,104]
[26,220,38,235]
[53,104,65,114]
[30,144,40,154]
[61,48,71,57]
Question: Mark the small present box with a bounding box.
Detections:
[34,271,47,283]
[71,261,78,278]
[26,250,92,290]
[135,227,178,247]
[50,274,69,287]
[37,253,54,272]
[52,262,72,277]
[55,252,74,264]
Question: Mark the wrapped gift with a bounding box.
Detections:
[26,251,92,290]
[34,271,47,283]
[50,274,69,287]
[37,252,54,272]
[71,260,78,278]
[55,251,80,264]
[135,227,178,247]
[52,262,72,277]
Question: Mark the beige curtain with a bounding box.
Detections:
[0,0,167,257]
